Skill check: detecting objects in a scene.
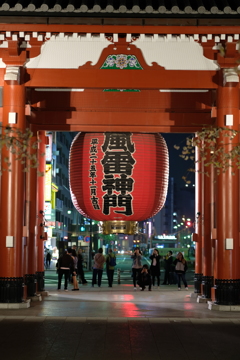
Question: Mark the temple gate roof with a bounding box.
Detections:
[0,0,240,18]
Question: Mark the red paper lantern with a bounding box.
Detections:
[69,132,169,234]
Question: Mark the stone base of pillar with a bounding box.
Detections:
[0,299,30,309]
[28,294,42,302]
[208,301,240,312]
[190,292,200,298]
[197,295,211,303]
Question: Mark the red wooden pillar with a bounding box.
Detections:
[200,151,214,299]
[202,155,213,277]
[0,75,26,277]
[215,73,239,282]
[37,130,46,272]
[195,142,203,275]
[193,140,203,294]
[26,131,38,274]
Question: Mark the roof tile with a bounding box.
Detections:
[0,0,239,16]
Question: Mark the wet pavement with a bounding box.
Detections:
[0,280,240,359]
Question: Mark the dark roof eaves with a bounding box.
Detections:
[0,11,240,18]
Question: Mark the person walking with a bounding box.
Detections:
[46,250,52,269]
[77,249,87,285]
[149,248,161,288]
[137,264,152,291]
[106,249,116,287]
[173,252,188,290]
[57,248,75,291]
[131,248,142,290]
[71,249,79,291]
[92,248,105,287]
[162,251,173,285]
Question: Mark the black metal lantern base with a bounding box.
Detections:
[36,271,45,292]
[215,279,240,305]
[194,273,203,294]
[0,277,24,303]
[25,274,37,297]
[202,276,214,299]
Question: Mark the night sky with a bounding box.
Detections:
[162,133,195,189]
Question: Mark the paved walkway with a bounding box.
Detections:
[0,281,240,360]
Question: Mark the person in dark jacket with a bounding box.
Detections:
[46,250,52,269]
[106,249,116,288]
[137,264,152,291]
[77,248,87,285]
[71,249,79,291]
[57,248,75,291]
[149,248,161,287]
[173,252,188,290]
[162,251,174,285]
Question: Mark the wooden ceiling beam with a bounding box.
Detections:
[29,110,214,133]
[29,89,214,110]
[26,69,217,89]
[1,24,240,35]
[28,124,212,133]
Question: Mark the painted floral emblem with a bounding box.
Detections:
[101,54,142,70]
[115,55,128,69]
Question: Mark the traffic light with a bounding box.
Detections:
[185,220,192,227]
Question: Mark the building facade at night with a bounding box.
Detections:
[44,132,77,251]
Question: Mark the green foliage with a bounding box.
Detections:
[100,233,118,243]
[0,126,43,175]
[175,126,240,183]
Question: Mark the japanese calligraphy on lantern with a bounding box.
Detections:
[89,138,100,210]
[100,133,136,216]
[69,131,169,224]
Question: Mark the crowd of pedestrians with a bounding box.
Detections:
[56,247,188,291]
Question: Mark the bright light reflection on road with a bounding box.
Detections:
[184,303,194,309]
[116,302,139,316]
[113,294,134,301]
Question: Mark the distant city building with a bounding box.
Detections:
[45,132,79,251]
[153,177,175,236]
[151,177,195,239]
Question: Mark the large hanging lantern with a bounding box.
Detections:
[69,132,169,234]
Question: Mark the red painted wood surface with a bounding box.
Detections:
[215,79,239,279]
[203,155,213,277]
[37,131,46,272]
[195,144,203,275]
[26,133,38,274]
[25,69,217,89]
[0,24,239,35]
[0,83,26,277]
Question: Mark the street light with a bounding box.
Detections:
[133,239,140,244]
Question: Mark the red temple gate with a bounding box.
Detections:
[0,3,240,306]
